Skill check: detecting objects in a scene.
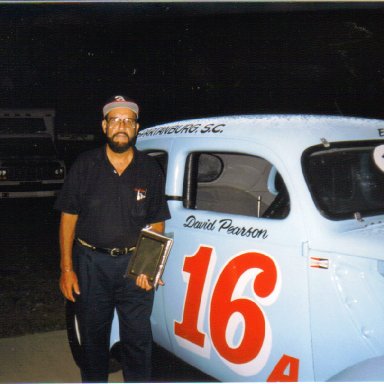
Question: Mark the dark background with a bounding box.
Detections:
[1,2,384,139]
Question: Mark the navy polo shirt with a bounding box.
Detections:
[54,146,171,248]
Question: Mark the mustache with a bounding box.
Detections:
[112,132,129,139]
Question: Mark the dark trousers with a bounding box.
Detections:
[73,243,154,383]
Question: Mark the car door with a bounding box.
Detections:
[152,140,314,382]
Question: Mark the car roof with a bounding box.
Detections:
[138,114,384,153]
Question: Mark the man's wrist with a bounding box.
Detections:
[61,268,73,273]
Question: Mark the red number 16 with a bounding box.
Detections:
[174,246,279,366]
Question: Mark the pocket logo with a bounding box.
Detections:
[135,188,147,201]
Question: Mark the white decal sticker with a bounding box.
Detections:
[373,144,384,172]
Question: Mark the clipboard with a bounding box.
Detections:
[125,229,173,288]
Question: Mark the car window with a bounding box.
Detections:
[303,141,384,220]
[183,152,290,219]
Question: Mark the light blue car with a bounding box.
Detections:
[67,114,384,381]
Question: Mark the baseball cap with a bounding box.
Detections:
[102,95,139,117]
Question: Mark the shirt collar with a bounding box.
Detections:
[101,144,138,172]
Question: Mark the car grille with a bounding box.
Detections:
[6,163,61,181]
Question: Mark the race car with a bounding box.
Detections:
[67,114,384,381]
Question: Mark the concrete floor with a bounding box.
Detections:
[0,330,123,383]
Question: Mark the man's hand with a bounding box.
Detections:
[60,271,80,302]
[58,212,79,302]
[136,274,164,291]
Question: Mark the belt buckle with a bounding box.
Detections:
[110,248,120,256]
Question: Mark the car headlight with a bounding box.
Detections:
[53,166,65,179]
[0,169,7,180]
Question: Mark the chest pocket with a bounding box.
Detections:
[131,187,149,220]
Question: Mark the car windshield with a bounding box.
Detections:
[0,118,47,133]
[303,141,384,220]
[0,137,57,158]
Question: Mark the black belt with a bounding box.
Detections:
[76,238,135,257]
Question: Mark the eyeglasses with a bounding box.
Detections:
[107,117,137,129]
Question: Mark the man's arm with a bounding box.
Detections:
[59,212,80,302]
[147,221,165,234]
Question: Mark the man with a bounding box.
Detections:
[55,95,171,382]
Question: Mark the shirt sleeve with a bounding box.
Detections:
[54,157,83,214]
[146,160,171,224]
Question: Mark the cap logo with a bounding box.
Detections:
[115,96,126,102]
